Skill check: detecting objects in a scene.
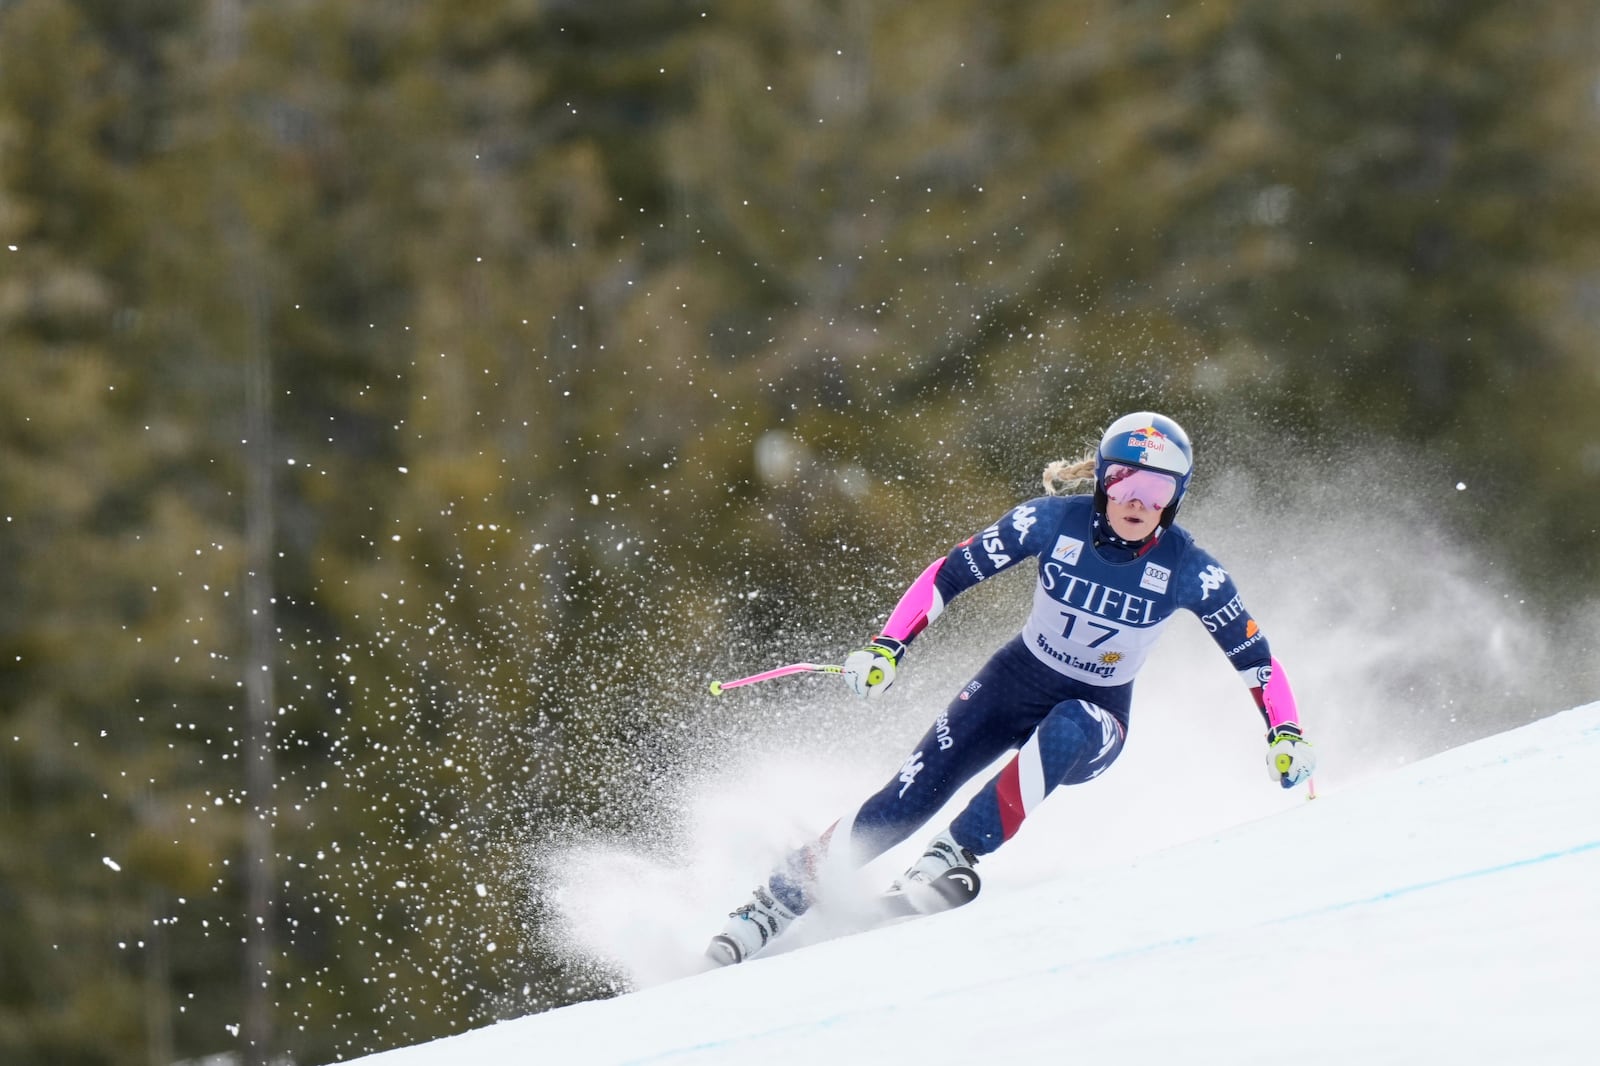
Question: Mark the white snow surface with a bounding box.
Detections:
[355,699,1600,1066]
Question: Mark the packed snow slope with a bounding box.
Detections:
[355,700,1600,1066]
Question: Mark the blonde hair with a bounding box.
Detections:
[1042,452,1097,497]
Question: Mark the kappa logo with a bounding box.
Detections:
[1197,564,1229,600]
[1083,703,1123,780]
[897,751,926,797]
[1140,562,1171,594]
[1011,504,1038,544]
[1051,535,1084,565]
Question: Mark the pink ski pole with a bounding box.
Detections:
[708,662,843,696]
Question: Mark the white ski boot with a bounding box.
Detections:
[706,884,799,966]
[893,828,979,891]
[880,828,982,916]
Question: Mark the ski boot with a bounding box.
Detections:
[893,828,979,890]
[705,883,799,966]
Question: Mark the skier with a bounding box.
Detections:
[706,412,1317,966]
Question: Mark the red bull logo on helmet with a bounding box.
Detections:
[1127,425,1167,460]
[1101,412,1191,477]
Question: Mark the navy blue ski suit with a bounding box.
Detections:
[768,492,1300,913]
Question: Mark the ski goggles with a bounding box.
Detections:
[1102,463,1179,509]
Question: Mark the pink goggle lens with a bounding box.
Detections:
[1103,463,1178,509]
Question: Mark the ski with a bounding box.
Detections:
[703,866,981,968]
[875,865,981,922]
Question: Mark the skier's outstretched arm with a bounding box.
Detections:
[842,499,1051,698]
[1252,658,1316,789]
[1188,553,1317,790]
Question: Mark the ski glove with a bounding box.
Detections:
[842,636,907,699]
[1266,723,1316,789]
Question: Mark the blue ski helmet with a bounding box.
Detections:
[1094,412,1195,528]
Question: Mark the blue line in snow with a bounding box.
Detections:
[1045,836,1600,972]
[1284,837,1600,915]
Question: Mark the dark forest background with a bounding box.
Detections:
[3,1,1598,1063]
